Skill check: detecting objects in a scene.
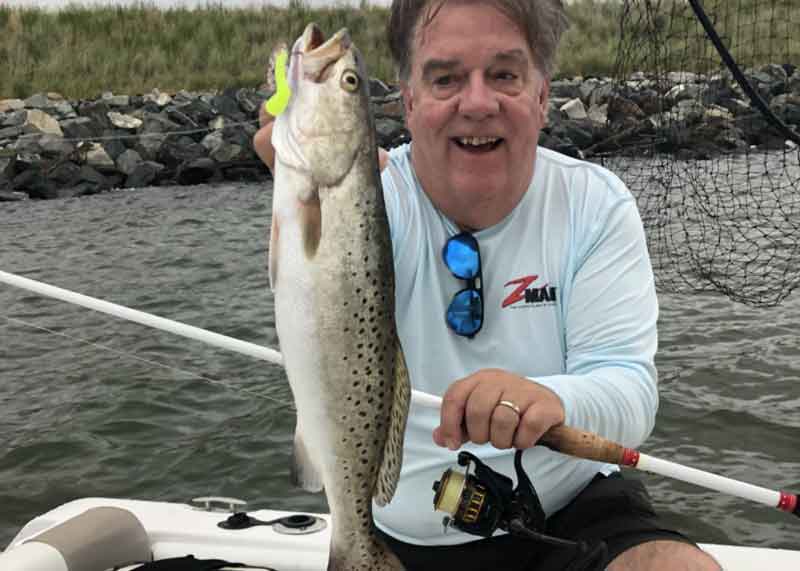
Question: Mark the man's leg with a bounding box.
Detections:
[609,539,720,570]
[539,472,722,571]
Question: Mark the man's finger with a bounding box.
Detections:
[437,377,479,449]
[489,403,520,449]
[464,383,503,445]
[513,402,558,449]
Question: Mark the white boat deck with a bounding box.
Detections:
[3,497,800,570]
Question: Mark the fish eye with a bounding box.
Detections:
[341,70,360,92]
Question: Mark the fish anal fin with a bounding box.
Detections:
[292,422,324,493]
[373,342,410,506]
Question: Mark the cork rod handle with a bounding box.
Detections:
[539,425,630,464]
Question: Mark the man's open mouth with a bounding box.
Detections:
[453,136,504,153]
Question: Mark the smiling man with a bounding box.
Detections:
[253,1,721,569]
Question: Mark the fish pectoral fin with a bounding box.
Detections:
[268,212,280,290]
[373,343,411,506]
[300,189,322,259]
[292,422,324,493]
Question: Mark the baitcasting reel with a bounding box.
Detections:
[433,450,608,570]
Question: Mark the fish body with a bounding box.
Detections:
[269,24,409,571]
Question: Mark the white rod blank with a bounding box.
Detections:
[637,453,782,508]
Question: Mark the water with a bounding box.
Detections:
[1,182,799,552]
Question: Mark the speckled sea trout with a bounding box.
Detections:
[268,24,409,571]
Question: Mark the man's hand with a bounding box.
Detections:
[253,104,277,173]
[433,368,566,451]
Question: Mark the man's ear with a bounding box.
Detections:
[539,77,550,115]
[401,82,413,114]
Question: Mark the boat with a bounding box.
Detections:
[3,495,800,570]
[2,271,800,569]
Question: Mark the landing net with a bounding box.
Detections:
[596,0,800,306]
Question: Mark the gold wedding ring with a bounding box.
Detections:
[497,400,521,416]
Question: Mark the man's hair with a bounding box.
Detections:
[387,0,570,82]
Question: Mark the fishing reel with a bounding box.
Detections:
[433,450,608,570]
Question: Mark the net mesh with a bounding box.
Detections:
[595,0,800,306]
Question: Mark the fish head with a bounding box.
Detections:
[274,23,375,188]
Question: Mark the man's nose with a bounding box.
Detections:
[458,74,500,119]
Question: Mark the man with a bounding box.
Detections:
[254,0,721,569]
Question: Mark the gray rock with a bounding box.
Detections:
[51,101,77,120]
[77,100,113,131]
[125,161,165,188]
[143,90,172,107]
[23,109,63,136]
[579,78,604,103]
[84,143,115,169]
[177,157,218,185]
[587,103,608,125]
[212,90,246,121]
[1,110,27,128]
[369,78,393,98]
[174,99,217,124]
[116,149,143,176]
[108,111,143,130]
[0,125,25,140]
[0,99,25,113]
[48,161,83,186]
[588,83,616,107]
[560,98,588,120]
[549,79,583,100]
[24,93,52,108]
[210,141,245,163]
[139,112,183,134]
[135,133,168,161]
[101,92,131,107]
[235,88,261,115]
[770,93,800,124]
[14,133,75,158]
[157,136,206,168]
[201,131,225,153]
[60,117,95,140]
[208,116,226,130]
[0,190,28,202]
[13,168,58,199]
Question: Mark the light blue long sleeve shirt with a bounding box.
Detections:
[372,144,659,545]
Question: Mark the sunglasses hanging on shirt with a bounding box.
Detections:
[442,232,484,338]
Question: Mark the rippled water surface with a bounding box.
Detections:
[1,182,799,551]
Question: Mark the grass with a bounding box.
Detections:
[0,0,798,100]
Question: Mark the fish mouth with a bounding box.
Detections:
[300,23,351,83]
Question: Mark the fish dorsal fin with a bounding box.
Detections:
[373,342,410,506]
[292,419,324,493]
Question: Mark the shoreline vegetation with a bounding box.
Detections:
[3,0,798,100]
[2,0,623,99]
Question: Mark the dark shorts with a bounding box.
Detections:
[376,472,694,571]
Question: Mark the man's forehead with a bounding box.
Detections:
[419,48,532,74]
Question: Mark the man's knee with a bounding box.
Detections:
[608,539,721,571]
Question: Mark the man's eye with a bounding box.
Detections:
[434,75,455,86]
[494,71,518,81]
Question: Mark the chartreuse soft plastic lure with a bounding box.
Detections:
[264,49,291,117]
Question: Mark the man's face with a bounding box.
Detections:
[402,0,549,229]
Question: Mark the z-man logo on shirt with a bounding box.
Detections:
[502,275,558,308]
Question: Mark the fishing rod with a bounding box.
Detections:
[2,268,798,519]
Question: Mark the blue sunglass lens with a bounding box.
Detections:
[446,289,483,336]
[443,234,480,279]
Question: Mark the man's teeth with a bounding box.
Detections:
[457,136,500,146]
